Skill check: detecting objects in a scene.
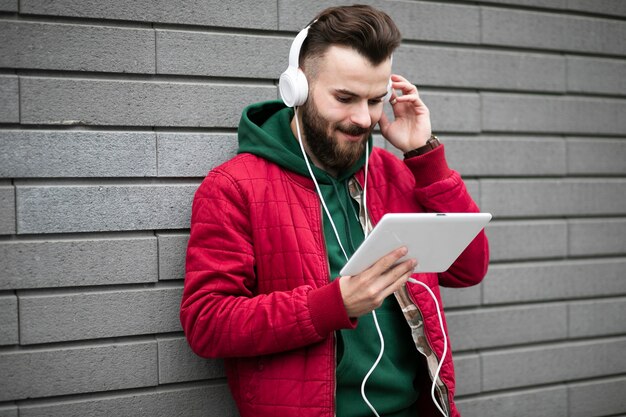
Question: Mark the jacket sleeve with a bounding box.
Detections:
[404,145,490,288]
[180,168,355,359]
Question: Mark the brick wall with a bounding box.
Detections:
[0,1,624,416]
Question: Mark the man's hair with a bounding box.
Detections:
[300,4,402,74]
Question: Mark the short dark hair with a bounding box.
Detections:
[301,4,402,72]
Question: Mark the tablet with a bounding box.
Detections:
[339,212,491,276]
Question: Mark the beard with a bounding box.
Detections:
[300,97,373,173]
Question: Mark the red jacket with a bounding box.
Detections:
[181,145,489,417]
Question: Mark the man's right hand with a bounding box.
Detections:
[338,247,417,318]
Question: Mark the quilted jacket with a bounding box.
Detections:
[181,135,489,416]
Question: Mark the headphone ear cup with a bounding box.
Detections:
[279,67,309,107]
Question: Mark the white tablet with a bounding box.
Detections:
[339,212,491,276]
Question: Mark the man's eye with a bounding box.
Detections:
[336,96,351,103]
[368,99,383,105]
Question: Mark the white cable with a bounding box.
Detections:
[294,107,349,262]
[293,108,381,416]
[356,140,385,417]
[408,277,448,417]
[293,107,447,417]
[360,308,384,417]
[363,140,369,237]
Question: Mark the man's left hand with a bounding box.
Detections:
[378,74,432,153]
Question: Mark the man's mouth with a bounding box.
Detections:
[337,126,368,142]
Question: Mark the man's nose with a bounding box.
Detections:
[350,101,372,128]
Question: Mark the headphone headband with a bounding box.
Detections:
[279,19,393,107]
[288,22,314,69]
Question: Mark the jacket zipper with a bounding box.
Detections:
[404,286,451,417]
[316,201,337,417]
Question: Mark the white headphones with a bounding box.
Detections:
[279,21,393,108]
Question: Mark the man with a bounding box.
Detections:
[181,5,489,417]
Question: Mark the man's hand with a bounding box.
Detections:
[378,74,432,153]
[339,247,417,318]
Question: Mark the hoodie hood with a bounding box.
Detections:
[237,100,372,183]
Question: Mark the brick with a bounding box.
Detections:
[447,304,567,351]
[482,93,626,135]
[0,294,18,345]
[20,0,277,29]
[481,338,626,390]
[157,133,237,177]
[0,405,17,417]
[453,353,481,396]
[464,180,480,207]
[373,136,387,150]
[396,44,565,92]
[569,375,626,417]
[0,131,157,178]
[0,75,18,123]
[567,138,626,175]
[457,386,567,417]
[482,8,566,51]
[384,92,479,134]
[478,0,566,8]
[0,236,157,290]
[15,183,198,234]
[480,179,626,218]
[157,31,290,79]
[441,285,482,309]
[278,0,480,44]
[424,92,481,133]
[19,286,182,344]
[18,383,238,417]
[157,336,225,384]
[567,0,626,17]
[483,259,626,304]
[157,233,188,281]
[20,77,277,128]
[0,340,157,401]
[569,298,626,338]
[486,220,568,262]
[569,218,626,257]
[0,185,16,235]
[567,56,626,95]
[0,21,154,73]
[0,0,17,11]
[481,8,626,55]
[444,136,566,177]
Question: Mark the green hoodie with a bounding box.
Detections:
[238,101,421,417]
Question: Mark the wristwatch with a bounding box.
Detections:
[403,135,441,159]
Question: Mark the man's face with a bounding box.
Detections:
[300,46,392,173]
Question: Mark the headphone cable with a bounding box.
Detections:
[294,106,448,417]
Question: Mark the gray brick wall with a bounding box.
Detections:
[0,1,624,416]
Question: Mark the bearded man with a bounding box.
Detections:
[181,5,489,417]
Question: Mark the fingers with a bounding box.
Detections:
[383,254,417,289]
[339,248,417,317]
[370,256,417,309]
[390,74,419,98]
[369,247,416,294]
[370,246,409,275]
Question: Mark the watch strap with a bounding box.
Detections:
[403,135,441,159]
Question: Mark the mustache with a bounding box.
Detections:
[336,124,370,136]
